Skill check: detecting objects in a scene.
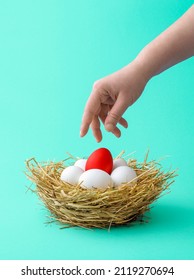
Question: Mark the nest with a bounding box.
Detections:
[25,152,176,229]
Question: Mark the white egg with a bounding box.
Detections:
[74,159,87,171]
[60,166,84,185]
[78,169,113,189]
[113,158,128,170]
[111,166,137,187]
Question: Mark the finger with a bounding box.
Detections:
[80,89,101,137]
[105,95,129,132]
[90,115,102,142]
[99,108,121,138]
[118,117,128,128]
[108,104,128,128]
[112,126,121,138]
[80,110,93,137]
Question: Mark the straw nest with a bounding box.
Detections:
[25,152,176,229]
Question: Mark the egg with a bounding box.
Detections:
[111,166,137,187]
[78,169,113,189]
[60,166,84,185]
[85,147,113,174]
[113,158,128,170]
[74,159,87,171]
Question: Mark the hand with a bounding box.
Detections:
[80,60,148,142]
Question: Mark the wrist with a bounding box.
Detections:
[133,52,154,82]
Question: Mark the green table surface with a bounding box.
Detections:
[0,0,194,260]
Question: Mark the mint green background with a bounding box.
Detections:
[0,0,194,260]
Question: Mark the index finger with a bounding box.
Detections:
[80,90,101,137]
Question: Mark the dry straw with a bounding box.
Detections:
[25,151,177,229]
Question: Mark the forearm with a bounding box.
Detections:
[135,5,194,80]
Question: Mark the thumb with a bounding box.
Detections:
[105,97,128,132]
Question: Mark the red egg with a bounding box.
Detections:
[85,148,113,174]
